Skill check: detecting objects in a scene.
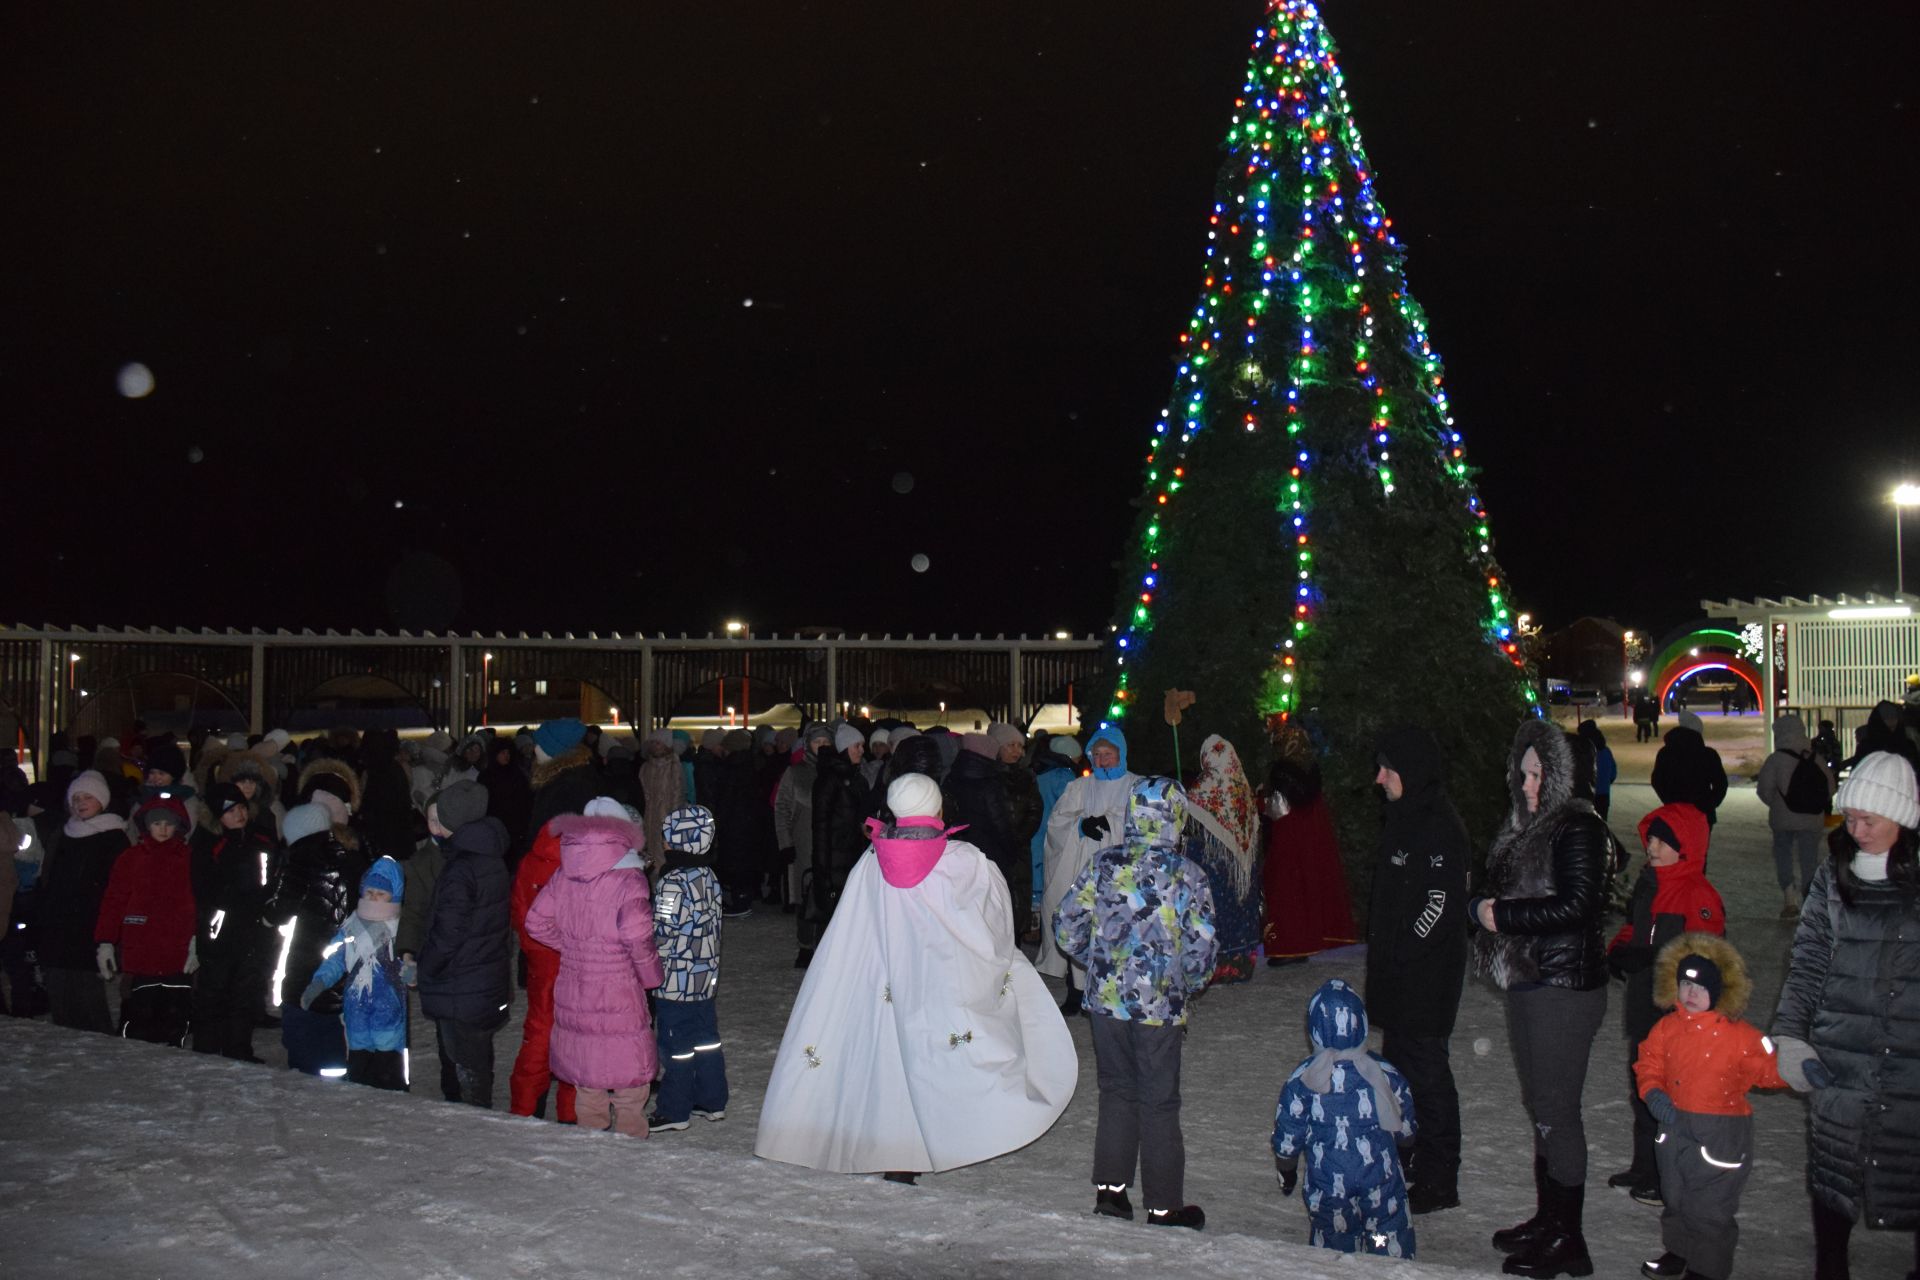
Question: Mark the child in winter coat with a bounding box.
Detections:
[301,857,410,1091]
[1633,933,1785,1280]
[189,782,277,1061]
[524,797,665,1137]
[1053,775,1216,1229]
[1272,978,1418,1259]
[649,805,729,1131]
[1605,802,1725,1203]
[95,796,199,1046]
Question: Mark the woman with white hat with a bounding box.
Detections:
[1773,751,1920,1278]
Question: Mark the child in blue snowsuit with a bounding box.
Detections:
[1272,978,1417,1259]
[302,856,409,1091]
[649,805,728,1131]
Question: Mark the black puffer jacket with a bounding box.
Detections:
[269,830,369,1013]
[418,816,513,1027]
[945,747,1030,931]
[525,747,601,856]
[36,823,132,970]
[1473,720,1611,992]
[1651,723,1728,825]
[1366,727,1470,1038]
[189,824,276,964]
[1774,847,1920,1230]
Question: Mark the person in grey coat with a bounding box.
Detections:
[1755,713,1835,919]
[1772,751,1920,1280]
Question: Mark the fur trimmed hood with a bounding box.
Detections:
[1653,931,1751,1017]
[532,744,595,791]
[297,757,362,813]
[1503,718,1579,829]
[550,812,647,879]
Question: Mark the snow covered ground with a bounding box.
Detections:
[2,782,1903,1278]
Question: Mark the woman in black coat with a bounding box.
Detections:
[799,737,870,966]
[36,771,131,1033]
[269,803,368,1076]
[1470,720,1612,1279]
[1772,751,1920,1279]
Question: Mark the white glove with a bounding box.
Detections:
[184,936,200,976]
[96,942,118,981]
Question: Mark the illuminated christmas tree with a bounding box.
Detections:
[1103,0,1532,856]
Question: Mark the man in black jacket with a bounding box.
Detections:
[418,804,513,1107]
[1364,726,1469,1215]
[1650,709,1728,826]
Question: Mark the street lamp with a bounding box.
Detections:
[1893,483,1920,597]
[724,620,746,635]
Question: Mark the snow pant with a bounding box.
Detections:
[45,966,113,1034]
[508,951,576,1121]
[575,1086,650,1137]
[1089,1014,1186,1211]
[191,939,266,1060]
[1382,1028,1459,1186]
[653,997,728,1123]
[1771,826,1824,894]
[120,975,193,1047]
[1655,1111,1751,1280]
[348,1047,410,1092]
[1507,984,1606,1186]
[437,1015,502,1108]
[1812,1195,1920,1280]
[281,1003,348,1076]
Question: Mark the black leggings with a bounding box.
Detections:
[1812,1196,1920,1280]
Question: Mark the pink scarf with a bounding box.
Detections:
[864,815,968,888]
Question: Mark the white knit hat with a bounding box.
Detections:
[834,724,864,754]
[1835,752,1920,830]
[869,727,891,747]
[888,772,943,819]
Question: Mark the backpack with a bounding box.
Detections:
[1782,751,1831,816]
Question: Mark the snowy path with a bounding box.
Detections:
[2,783,1901,1277]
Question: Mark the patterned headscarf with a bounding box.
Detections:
[1123,776,1188,853]
[1186,734,1258,860]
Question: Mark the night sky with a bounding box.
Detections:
[7,2,1916,641]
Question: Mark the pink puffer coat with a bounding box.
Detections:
[524,813,665,1090]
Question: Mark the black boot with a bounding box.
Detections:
[1639,1252,1686,1279]
[1492,1156,1550,1252]
[1059,985,1082,1016]
[1145,1205,1205,1230]
[1094,1183,1134,1220]
[1502,1179,1593,1278]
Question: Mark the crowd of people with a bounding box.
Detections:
[5,698,1920,1280]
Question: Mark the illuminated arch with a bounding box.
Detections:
[1656,659,1765,710]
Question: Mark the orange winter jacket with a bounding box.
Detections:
[1634,1008,1787,1116]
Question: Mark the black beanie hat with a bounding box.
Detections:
[1676,953,1723,1008]
[145,736,187,780]
[207,781,247,817]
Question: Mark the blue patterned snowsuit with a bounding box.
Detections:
[1272,978,1417,1258]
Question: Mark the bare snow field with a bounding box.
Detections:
[2,779,1902,1278]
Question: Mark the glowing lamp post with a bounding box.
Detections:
[1894,484,1920,597]
[725,621,751,727]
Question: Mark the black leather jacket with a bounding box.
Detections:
[1488,810,1611,992]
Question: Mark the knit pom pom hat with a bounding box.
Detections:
[1834,751,1919,830]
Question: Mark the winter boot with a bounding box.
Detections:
[1410,1174,1461,1215]
[1640,1252,1686,1278]
[1502,1179,1593,1278]
[1094,1184,1134,1220]
[1059,985,1082,1017]
[882,1171,919,1185]
[1780,885,1802,919]
[1492,1156,1551,1252]
[1145,1205,1205,1230]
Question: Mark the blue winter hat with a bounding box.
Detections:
[662,804,717,866]
[1123,775,1186,851]
[1088,724,1129,780]
[361,856,405,903]
[1307,978,1369,1051]
[533,718,587,758]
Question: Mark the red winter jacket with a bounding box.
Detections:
[511,822,564,974]
[95,833,197,975]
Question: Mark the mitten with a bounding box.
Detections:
[1803,1058,1834,1091]
[299,980,326,1010]
[1644,1088,1678,1127]
[400,956,418,988]
[1079,815,1110,841]
[1274,1155,1298,1196]
[1772,1034,1826,1093]
[96,942,118,981]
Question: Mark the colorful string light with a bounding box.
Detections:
[1111,0,1527,726]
